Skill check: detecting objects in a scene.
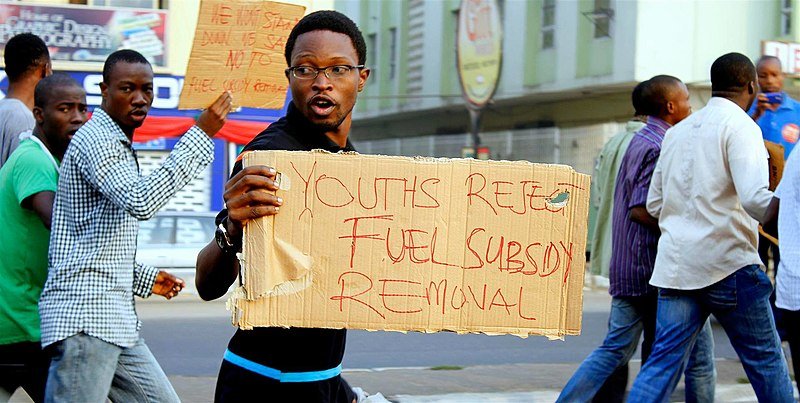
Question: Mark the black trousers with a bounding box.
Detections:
[0,341,50,403]
[214,360,355,403]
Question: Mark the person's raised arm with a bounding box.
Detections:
[195,91,233,138]
[196,165,282,301]
[750,93,770,122]
[79,92,232,220]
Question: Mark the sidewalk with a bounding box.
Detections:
[165,359,787,402]
[163,280,797,402]
[11,350,785,403]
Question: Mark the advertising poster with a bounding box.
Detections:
[0,3,167,67]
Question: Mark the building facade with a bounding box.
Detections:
[336,0,798,175]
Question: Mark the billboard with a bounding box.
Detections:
[456,0,502,108]
[0,3,167,67]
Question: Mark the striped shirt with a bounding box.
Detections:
[39,108,214,348]
[776,143,800,311]
[608,117,670,297]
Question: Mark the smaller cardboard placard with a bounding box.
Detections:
[765,140,785,191]
[178,0,305,109]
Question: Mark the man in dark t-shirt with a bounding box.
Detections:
[195,10,370,402]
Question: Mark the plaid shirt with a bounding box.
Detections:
[39,108,214,348]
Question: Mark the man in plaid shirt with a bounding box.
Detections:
[39,50,232,402]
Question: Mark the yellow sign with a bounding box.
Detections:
[178,0,305,109]
[456,0,503,107]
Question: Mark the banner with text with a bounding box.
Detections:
[0,3,167,66]
[178,0,304,109]
[233,151,590,339]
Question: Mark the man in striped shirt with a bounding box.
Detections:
[558,76,715,402]
[39,50,232,402]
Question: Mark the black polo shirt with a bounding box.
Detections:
[214,103,353,399]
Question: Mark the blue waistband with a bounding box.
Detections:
[223,349,342,383]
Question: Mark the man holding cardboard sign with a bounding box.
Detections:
[39,50,232,402]
[196,10,369,402]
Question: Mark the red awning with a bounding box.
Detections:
[132,116,270,145]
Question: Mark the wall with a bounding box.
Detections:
[633,0,781,84]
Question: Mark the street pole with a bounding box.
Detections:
[469,107,483,148]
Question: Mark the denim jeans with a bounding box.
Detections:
[44,333,179,403]
[557,295,715,402]
[629,265,794,403]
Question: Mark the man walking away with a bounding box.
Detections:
[558,75,715,403]
[628,52,794,403]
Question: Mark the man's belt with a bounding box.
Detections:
[223,349,342,382]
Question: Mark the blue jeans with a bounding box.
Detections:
[629,265,794,403]
[44,333,179,403]
[557,295,716,402]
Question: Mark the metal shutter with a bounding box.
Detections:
[136,150,211,212]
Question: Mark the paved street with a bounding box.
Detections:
[135,289,739,376]
[10,287,793,402]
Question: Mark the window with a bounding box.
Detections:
[388,27,397,80]
[782,0,792,36]
[541,0,555,49]
[592,0,613,38]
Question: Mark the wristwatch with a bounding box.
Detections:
[215,219,241,255]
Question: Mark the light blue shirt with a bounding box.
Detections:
[749,92,800,159]
[776,143,800,311]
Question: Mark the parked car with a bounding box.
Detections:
[136,211,217,273]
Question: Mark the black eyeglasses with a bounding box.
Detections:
[285,65,365,80]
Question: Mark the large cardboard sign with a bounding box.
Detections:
[232,151,590,339]
[178,0,305,109]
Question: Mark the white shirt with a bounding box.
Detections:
[647,97,773,290]
[776,147,800,311]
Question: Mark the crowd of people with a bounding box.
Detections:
[0,8,797,403]
[579,54,800,402]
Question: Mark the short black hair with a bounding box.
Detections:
[642,75,683,116]
[284,10,366,66]
[631,80,649,116]
[34,73,82,108]
[711,53,755,93]
[102,49,151,84]
[756,55,782,70]
[4,33,50,82]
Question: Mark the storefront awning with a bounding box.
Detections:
[133,116,270,145]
